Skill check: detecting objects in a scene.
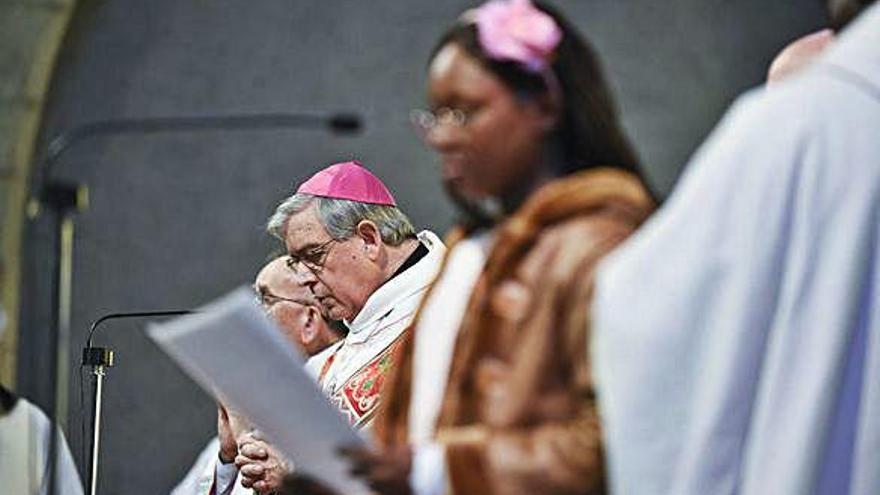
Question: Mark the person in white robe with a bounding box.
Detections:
[0,307,84,495]
[592,4,880,495]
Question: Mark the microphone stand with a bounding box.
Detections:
[42,183,87,495]
[28,111,361,495]
[82,310,195,495]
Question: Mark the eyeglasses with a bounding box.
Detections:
[285,238,338,273]
[410,107,472,135]
[253,288,301,309]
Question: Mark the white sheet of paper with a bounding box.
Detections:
[147,287,368,494]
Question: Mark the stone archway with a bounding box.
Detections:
[0,0,78,388]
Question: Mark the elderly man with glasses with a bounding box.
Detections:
[229,160,444,494]
[173,256,344,495]
[253,256,345,359]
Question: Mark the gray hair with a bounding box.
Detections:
[267,193,416,246]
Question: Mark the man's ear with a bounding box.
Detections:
[300,306,319,345]
[355,220,382,261]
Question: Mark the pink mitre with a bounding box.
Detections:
[296,160,397,206]
[471,0,562,72]
[767,29,835,85]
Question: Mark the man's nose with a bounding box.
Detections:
[303,271,320,288]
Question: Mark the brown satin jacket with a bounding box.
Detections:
[373,168,655,495]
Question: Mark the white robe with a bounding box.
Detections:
[593,6,880,495]
[0,397,84,495]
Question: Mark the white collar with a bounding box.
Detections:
[345,230,445,333]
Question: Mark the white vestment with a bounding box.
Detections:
[0,396,84,495]
[593,6,880,495]
[309,230,446,428]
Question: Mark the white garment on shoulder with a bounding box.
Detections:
[0,397,83,495]
[407,230,495,495]
[593,6,880,495]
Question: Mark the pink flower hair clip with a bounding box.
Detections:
[464,0,562,73]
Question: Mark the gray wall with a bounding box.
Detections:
[18,0,826,493]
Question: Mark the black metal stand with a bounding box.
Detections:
[40,182,88,495]
[80,310,193,495]
[81,347,114,495]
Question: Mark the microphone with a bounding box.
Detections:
[327,113,362,133]
[84,309,195,354]
[81,309,195,495]
[41,111,364,182]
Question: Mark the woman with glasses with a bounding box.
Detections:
[287,1,657,495]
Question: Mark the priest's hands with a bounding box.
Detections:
[236,431,289,494]
[340,444,414,495]
[219,408,289,494]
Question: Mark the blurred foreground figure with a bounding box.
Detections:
[594,5,880,495]
[171,256,343,494]
[289,2,654,494]
[0,305,83,494]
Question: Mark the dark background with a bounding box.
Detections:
[17,1,826,493]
